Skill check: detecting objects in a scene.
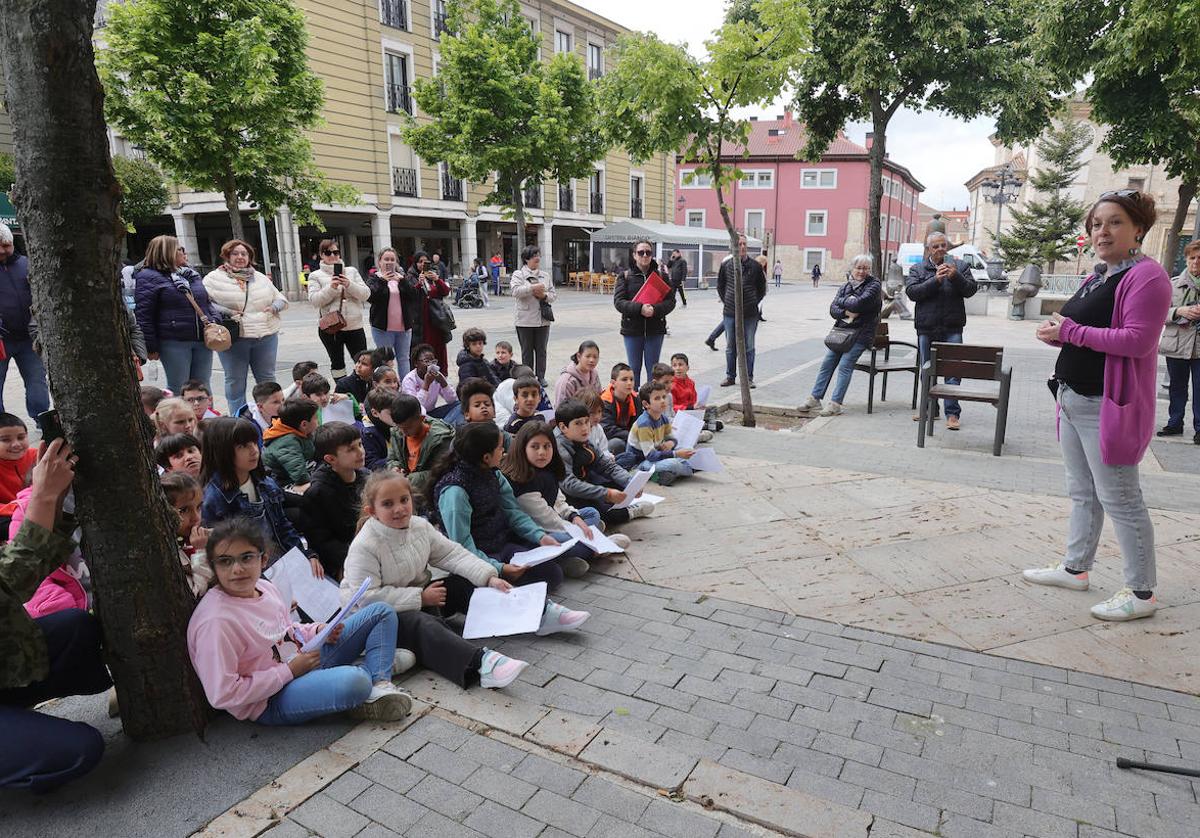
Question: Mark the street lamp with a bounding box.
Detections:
[980,161,1022,284]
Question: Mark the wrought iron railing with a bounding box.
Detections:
[630,198,643,219]
[558,184,574,212]
[589,192,604,214]
[441,168,464,201]
[392,167,418,197]
[523,184,542,209]
[386,82,412,115]
[380,0,407,30]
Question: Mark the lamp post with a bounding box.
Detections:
[980,162,1023,287]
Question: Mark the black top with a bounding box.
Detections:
[1055,267,1130,396]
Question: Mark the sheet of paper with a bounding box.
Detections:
[463,581,547,639]
[265,547,342,622]
[695,385,712,407]
[510,538,579,568]
[673,411,704,450]
[300,576,372,652]
[321,398,356,425]
[639,493,665,507]
[563,521,625,555]
[538,409,557,423]
[687,447,724,472]
[612,466,654,509]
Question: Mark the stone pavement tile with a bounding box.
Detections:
[656,728,729,762]
[860,790,940,832]
[461,765,538,808]
[820,594,968,647]
[773,741,845,777]
[716,747,792,784]
[1029,787,1116,831]
[407,742,481,784]
[570,775,651,823]
[634,680,701,713]
[838,760,916,800]
[525,710,601,756]
[784,767,865,808]
[912,779,993,821]
[639,798,721,838]
[322,771,371,804]
[587,814,661,838]
[405,774,483,822]
[809,730,884,766]
[510,752,587,797]
[992,800,1081,838]
[355,752,428,794]
[578,727,698,789]
[521,788,602,836]
[938,815,1025,838]
[355,826,400,838]
[346,784,427,833]
[288,794,370,838]
[453,732,527,772]
[405,809,484,837]
[462,798,544,838]
[260,821,313,838]
[744,554,898,611]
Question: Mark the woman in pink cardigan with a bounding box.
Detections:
[1024,190,1171,621]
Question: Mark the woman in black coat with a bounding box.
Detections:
[613,239,676,386]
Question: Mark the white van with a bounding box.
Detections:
[896,243,925,276]
[949,244,991,282]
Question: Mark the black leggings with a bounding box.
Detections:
[565,494,631,526]
[515,326,550,382]
[398,608,485,689]
[317,327,367,376]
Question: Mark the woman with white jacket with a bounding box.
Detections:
[203,239,289,416]
[307,238,371,379]
[510,244,557,384]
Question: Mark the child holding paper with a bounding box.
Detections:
[626,382,695,487]
[553,340,601,407]
[554,399,654,527]
[671,353,723,433]
[188,517,412,724]
[502,376,546,436]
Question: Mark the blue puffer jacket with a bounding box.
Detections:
[134,265,217,353]
[201,474,306,560]
[830,276,883,346]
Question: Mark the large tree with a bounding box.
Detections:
[597,0,808,427]
[1037,0,1200,269]
[405,0,607,256]
[96,0,356,241]
[0,0,207,738]
[995,116,1092,272]
[792,0,1060,272]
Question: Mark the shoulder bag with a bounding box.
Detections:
[180,288,233,352]
[428,295,456,342]
[823,325,859,354]
[319,288,347,335]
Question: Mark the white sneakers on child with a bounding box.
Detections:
[349,682,412,721]
[608,533,632,551]
[394,648,417,674]
[1022,562,1089,591]
[561,556,591,578]
[479,649,528,688]
[537,601,590,636]
[627,500,656,520]
[1090,588,1158,622]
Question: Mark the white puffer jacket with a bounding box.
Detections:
[307,264,371,331]
[340,515,497,612]
[202,268,288,339]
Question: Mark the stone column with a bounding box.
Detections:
[372,211,392,256]
[460,217,478,276]
[171,212,199,264]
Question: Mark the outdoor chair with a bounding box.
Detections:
[853,322,919,414]
[917,342,1012,457]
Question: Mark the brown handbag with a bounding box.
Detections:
[318,288,347,334]
[181,289,233,352]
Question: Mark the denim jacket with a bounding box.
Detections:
[201,475,307,559]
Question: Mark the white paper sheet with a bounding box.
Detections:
[300,576,372,652]
[264,548,342,622]
[321,398,356,425]
[686,447,724,472]
[563,521,625,555]
[612,467,654,509]
[538,409,557,423]
[673,411,704,450]
[695,385,712,407]
[640,492,665,506]
[510,538,579,568]
[463,581,547,639]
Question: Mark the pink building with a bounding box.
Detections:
[674,113,924,282]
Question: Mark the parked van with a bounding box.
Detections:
[949,244,991,282]
[896,243,925,276]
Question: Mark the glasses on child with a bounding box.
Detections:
[213,551,263,570]
[184,395,210,404]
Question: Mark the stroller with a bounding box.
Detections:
[456,273,485,309]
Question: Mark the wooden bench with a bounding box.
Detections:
[917,343,1013,456]
[852,322,919,414]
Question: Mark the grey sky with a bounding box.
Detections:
[573,0,994,208]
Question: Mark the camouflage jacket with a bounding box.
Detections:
[1,520,77,690]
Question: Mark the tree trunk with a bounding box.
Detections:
[713,158,755,428]
[223,176,245,242]
[868,106,887,275]
[1163,180,1197,272]
[512,180,526,258]
[0,0,208,740]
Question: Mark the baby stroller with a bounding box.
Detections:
[456,274,485,309]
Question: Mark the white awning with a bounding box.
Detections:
[589,219,762,250]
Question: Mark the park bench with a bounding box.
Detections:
[917,343,1012,457]
[853,321,920,414]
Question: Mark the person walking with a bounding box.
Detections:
[811,263,822,288]
[0,224,49,421]
[365,247,420,380]
[798,254,882,417]
[614,239,676,387]
[666,249,688,307]
[488,251,505,297]
[408,250,452,370]
[717,234,766,388]
[1157,240,1200,443]
[307,239,371,380]
[1023,190,1171,621]
[203,239,288,416]
[904,231,977,429]
[510,245,556,385]
[135,235,217,395]
[773,259,784,289]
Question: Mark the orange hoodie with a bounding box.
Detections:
[262,419,305,443]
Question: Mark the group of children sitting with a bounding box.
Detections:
[20,328,723,727]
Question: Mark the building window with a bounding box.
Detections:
[587,43,603,80]
[681,169,712,189]
[801,169,837,189]
[439,163,464,201]
[432,0,449,39]
[806,210,827,236]
[558,180,574,212]
[630,175,643,218]
[556,30,573,54]
[380,0,408,30]
[686,209,705,228]
[744,210,765,240]
[589,170,604,214]
[739,170,774,189]
[384,52,412,115]
[804,248,825,272]
[1127,177,1146,191]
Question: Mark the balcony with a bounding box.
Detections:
[433,11,450,39]
[630,198,643,219]
[392,167,418,198]
[558,184,574,212]
[386,82,412,115]
[380,0,407,30]
[441,168,464,201]
[589,192,604,214]
[523,184,542,209]
[588,66,602,81]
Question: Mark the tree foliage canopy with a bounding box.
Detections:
[112,155,169,231]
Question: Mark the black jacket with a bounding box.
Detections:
[613,261,677,337]
[335,372,371,403]
[300,464,367,579]
[904,257,978,336]
[364,271,421,333]
[830,276,883,346]
[456,349,500,386]
[717,256,767,320]
[668,258,687,287]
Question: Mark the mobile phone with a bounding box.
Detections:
[38,409,64,444]
[333,262,344,277]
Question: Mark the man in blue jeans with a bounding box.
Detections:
[0,225,51,424]
[717,235,767,388]
[904,232,977,429]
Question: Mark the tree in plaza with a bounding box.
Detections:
[405,0,607,257]
[96,0,357,242]
[111,156,169,233]
[791,0,1060,273]
[596,0,808,427]
[0,150,13,190]
[995,117,1092,272]
[0,0,207,738]
[1036,0,1200,269]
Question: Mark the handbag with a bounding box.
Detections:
[539,299,555,322]
[180,288,233,352]
[219,277,251,341]
[428,296,456,341]
[319,289,347,335]
[823,325,858,354]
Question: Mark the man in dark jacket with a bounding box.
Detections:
[717,234,767,387]
[904,232,978,429]
[666,249,688,306]
[0,226,50,421]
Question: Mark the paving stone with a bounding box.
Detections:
[839,760,916,799]
[288,794,370,838]
[656,728,730,761]
[913,779,993,821]
[521,788,602,836]
[638,798,722,838]
[992,800,1080,838]
[383,714,471,758]
[633,680,699,712]
[462,766,539,809]
[860,790,940,832]
[405,774,484,822]
[510,752,587,797]
[405,809,485,838]
[462,798,544,838]
[322,770,371,804]
[939,815,1026,838]
[454,732,527,772]
[526,710,601,756]
[773,742,846,778]
[730,688,795,721]
[587,814,662,838]
[571,775,651,822]
[408,742,482,784]
[688,695,757,729]
[354,753,428,795]
[649,705,717,738]
[676,674,738,703]
[579,727,697,789]
[260,821,313,838]
[353,825,400,838]
[346,784,426,833]
[810,730,884,767]
[717,746,792,784]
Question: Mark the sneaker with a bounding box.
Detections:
[349,682,412,721]
[705,339,718,352]
[393,648,417,674]
[1090,588,1158,621]
[819,402,843,417]
[749,381,757,389]
[537,601,590,636]
[479,649,528,688]
[1022,562,1089,591]
[652,470,678,487]
[946,415,960,431]
[561,556,590,578]
[1157,425,1184,437]
[698,430,714,443]
[720,378,735,387]
[714,420,724,432]
[627,500,656,519]
[797,395,822,415]
[608,533,631,550]
[1195,432,1200,445]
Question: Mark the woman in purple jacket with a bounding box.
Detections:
[1024,191,1171,621]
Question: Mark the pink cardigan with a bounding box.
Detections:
[1058,258,1171,465]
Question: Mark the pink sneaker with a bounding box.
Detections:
[479,650,527,688]
[536,601,590,636]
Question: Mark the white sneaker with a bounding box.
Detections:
[394,648,417,674]
[349,682,412,721]
[819,402,843,417]
[537,601,590,636]
[1022,562,1089,591]
[698,430,714,443]
[608,533,631,550]
[627,500,656,520]
[797,395,822,415]
[1091,588,1158,621]
[479,649,528,688]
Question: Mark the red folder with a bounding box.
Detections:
[631,270,671,305]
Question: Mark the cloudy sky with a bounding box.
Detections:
[574,0,995,208]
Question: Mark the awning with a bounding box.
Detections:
[0,192,18,230]
[589,219,761,250]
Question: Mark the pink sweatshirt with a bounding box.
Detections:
[186,580,317,721]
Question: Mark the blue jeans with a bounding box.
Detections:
[0,338,50,421]
[217,333,279,417]
[811,343,868,405]
[917,332,963,417]
[576,507,601,528]
[723,316,759,382]
[255,602,398,726]
[623,333,665,387]
[641,456,694,479]
[372,327,413,380]
[1165,356,1200,432]
[158,339,214,396]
